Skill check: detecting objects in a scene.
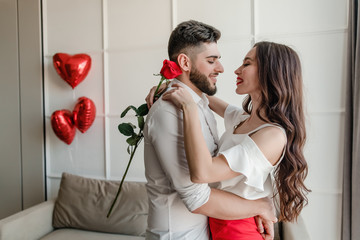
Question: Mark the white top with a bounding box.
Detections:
[144,79,219,240]
[211,104,286,200]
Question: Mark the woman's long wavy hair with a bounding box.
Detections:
[242,41,310,222]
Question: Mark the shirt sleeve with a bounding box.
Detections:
[146,101,211,211]
[219,136,273,192]
[224,104,247,131]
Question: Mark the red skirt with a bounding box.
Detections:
[209,217,263,240]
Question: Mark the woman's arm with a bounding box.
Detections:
[207,95,229,118]
[162,85,239,183]
[163,85,286,183]
[182,102,239,183]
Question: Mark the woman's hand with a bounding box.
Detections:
[145,82,169,109]
[162,84,195,110]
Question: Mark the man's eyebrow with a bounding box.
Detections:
[206,55,221,59]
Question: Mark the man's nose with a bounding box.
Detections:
[216,62,224,73]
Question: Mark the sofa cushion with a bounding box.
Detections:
[52,172,148,236]
[41,229,145,240]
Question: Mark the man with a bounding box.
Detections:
[144,20,275,240]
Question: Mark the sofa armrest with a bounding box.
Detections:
[0,199,55,240]
[282,214,310,240]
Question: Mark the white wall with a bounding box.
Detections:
[43,0,348,239]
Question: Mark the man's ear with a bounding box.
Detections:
[177,53,191,72]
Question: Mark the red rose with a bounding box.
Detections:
[160,60,182,79]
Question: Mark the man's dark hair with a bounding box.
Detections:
[168,20,221,62]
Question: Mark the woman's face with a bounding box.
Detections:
[234,47,261,97]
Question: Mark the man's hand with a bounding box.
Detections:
[145,82,169,109]
[258,197,277,222]
[255,197,277,239]
[255,216,275,240]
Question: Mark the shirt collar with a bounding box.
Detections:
[170,79,209,107]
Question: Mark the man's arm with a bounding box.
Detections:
[146,101,212,210]
[194,188,276,239]
[193,188,276,222]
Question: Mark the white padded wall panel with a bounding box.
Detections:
[304,113,345,191]
[107,0,172,50]
[256,0,348,34]
[47,178,61,200]
[46,117,105,177]
[108,48,167,114]
[177,0,252,39]
[301,192,342,240]
[44,0,103,53]
[295,33,347,112]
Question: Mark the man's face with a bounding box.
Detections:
[189,42,224,96]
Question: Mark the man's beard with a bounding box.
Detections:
[189,67,217,96]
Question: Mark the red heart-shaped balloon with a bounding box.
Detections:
[51,110,76,144]
[73,97,96,133]
[53,53,91,88]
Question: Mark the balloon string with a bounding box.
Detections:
[68,143,74,167]
[74,131,78,170]
[72,90,76,168]
[70,90,78,172]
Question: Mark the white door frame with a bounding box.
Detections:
[0,0,44,218]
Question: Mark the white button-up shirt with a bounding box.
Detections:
[144,80,219,240]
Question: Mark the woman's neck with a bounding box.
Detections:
[248,95,267,123]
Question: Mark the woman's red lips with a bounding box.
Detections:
[236,77,243,85]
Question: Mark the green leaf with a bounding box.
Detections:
[127,146,131,154]
[137,103,149,116]
[126,136,138,146]
[138,116,145,130]
[118,123,135,136]
[121,105,138,118]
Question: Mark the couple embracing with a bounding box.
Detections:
[143,20,309,240]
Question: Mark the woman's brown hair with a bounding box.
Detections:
[242,41,310,222]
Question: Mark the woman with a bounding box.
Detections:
[149,41,310,239]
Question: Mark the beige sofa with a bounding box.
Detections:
[0,173,310,240]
